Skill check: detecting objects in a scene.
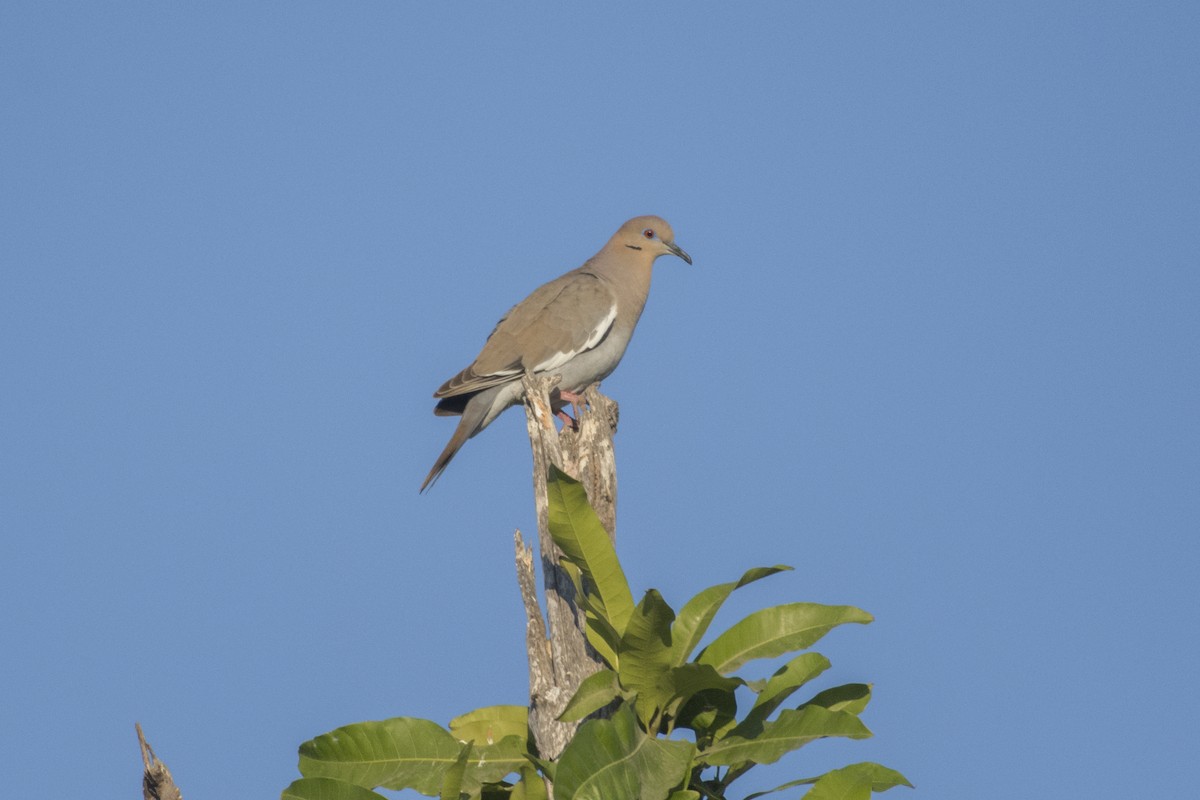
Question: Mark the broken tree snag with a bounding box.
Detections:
[559,384,619,541]
[517,373,620,760]
[521,373,619,539]
[514,528,565,761]
[136,723,183,800]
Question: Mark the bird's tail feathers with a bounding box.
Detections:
[433,394,470,417]
[420,399,488,492]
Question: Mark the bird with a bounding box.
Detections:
[421,215,691,492]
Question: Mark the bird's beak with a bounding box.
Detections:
[666,240,692,265]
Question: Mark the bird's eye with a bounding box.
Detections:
[643,228,655,239]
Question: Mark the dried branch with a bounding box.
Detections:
[136,723,182,800]
[516,374,619,761]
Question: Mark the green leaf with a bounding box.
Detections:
[675,686,738,739]
[666,792,701,800]
[670,565,792,665]
[660,663,743,723]
[282,777,390,800]
[842,762,913,792]
[584,614,621,669]
[697,603,872,675]
[744,777,814,800]
[462,735,529,788]
[798,763,913,799]
[734,653,832,737]
[748,653,831,704]
[808,768,872,800]
[298,717,462,794]
[449,706,529,745]
[618,589,677,725]
[801,683,872,715]
[555,705,695,800]
[440,742,471,800]
[620,590,676,665]
[559,669,621,722]
[557,559,622,668]
[547,466,635,633]
[549,534,627,671]
[615,590,748,730]
[524,755,555,784]
[510,763,550,800]
[700,706,871,767]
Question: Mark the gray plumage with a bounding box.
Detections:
[421,215,691,491]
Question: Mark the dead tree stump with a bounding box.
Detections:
[514,374,619,761]
[136,723,183,800]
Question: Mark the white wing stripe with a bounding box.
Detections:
[530,303,617,373]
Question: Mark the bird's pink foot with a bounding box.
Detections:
[556,389,588,430]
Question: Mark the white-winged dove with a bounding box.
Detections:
[421,215,691,491]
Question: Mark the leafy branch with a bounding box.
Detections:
[281,469,910,800]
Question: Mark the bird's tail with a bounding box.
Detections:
[420,399,486,492]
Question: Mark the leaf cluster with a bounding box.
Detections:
[282,468,910,800]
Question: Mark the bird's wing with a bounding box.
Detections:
[435,270,617,399]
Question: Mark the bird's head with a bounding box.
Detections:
[616,215,692,265]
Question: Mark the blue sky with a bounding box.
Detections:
[2,3,1197,798]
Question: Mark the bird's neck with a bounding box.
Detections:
[589,247,656,301]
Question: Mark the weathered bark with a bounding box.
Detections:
[136,723,183,800]
[515,373,619,762]
[558,384,619,539]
